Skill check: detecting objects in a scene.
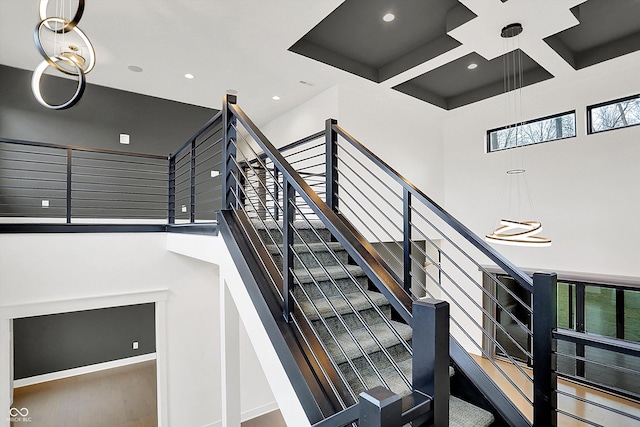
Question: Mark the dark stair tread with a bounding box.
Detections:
[293,264,365,284]
[298,290,390,321]
[266,241,345,255]
[326,320,412,364]
[450,396,495,427]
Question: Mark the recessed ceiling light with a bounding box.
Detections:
[383,13,395,22]
[467,63,478,70]
[128,65,143,73]
[184,73,194,79]
[272,95,280,101]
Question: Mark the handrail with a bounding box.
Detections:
[0,138,168,224]
[0,137,167,160]
[332,124,533,292]
[554,329,640,357]
[228,102,414,324]
[169,110,223,158]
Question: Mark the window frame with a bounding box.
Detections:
[587,94,640,135]
[486,110,577,153]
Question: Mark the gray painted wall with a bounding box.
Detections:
[0,64,219,219]
[13,303,156,379]
[0,64,217,156]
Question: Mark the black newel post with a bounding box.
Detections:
[532,272,558,427]
[412,298,450,427]
[325,118,338,212]
[359,386,402,427]
[222,94,238,209]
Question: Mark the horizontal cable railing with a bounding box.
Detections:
[168,111,224,224]
[221,96,452,425]
[331,124,536,422]
[533,275,640,426]
[227,107,413,410]
[249,129,327,223]
[0,138,167,223]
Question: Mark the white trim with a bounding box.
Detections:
[0,289,168,320]
[0,290,169,427]
[155,299,169,427]
[203,403,280,427]
[240,402,280,422]
[13,353,157,388]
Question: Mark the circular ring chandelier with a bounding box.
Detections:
[486,219,551,247]
[32,0,94,110]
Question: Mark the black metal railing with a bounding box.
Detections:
[0,138,167,223]
[4,94,639,426]
[168,111,224,224]
[327,124,535,423]
[534,273,640,426]
[220,95,450,425]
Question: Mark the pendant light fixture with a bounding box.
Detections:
[32,0,95,110]
[486,23,551,248]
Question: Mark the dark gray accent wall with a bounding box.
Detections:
[0,64,217,156]
[13,303,156,380]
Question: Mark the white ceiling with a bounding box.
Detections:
[0,0,636,125]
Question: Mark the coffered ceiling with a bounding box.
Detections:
[290,0,640,110]
[1,0,639,121]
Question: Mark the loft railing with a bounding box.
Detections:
[0,138,167,223]
[168,111,224,224]
[3,95,640,426]
[534,273,640,426]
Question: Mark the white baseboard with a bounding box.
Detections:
[204,401,280,427]
[14,353,157,388]
[241,401,280,422]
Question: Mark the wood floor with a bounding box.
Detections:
[10,359,285,427]
[13,355,637,426]
[471,354,640,426]
[10,360,157,427]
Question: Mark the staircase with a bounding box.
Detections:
[260,220,495,426]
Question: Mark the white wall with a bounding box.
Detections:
[262,83,447,203]
[338,85,446,203]
[261,85,340,148]
[443,50,640,278]
[0,233,276,427]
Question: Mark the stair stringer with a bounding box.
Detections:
[219,210,355,424]
[450,339,530,427]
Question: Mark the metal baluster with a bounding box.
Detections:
[403,188,412,292]
[222,94,237,209]
[325,118,338,211]
[168,154,176,224]
[66,148,72,223]
[190,139,196,222]
[282,178,295,322]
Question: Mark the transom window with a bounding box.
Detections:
[487,111,576,153]
[588,94,640,134]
